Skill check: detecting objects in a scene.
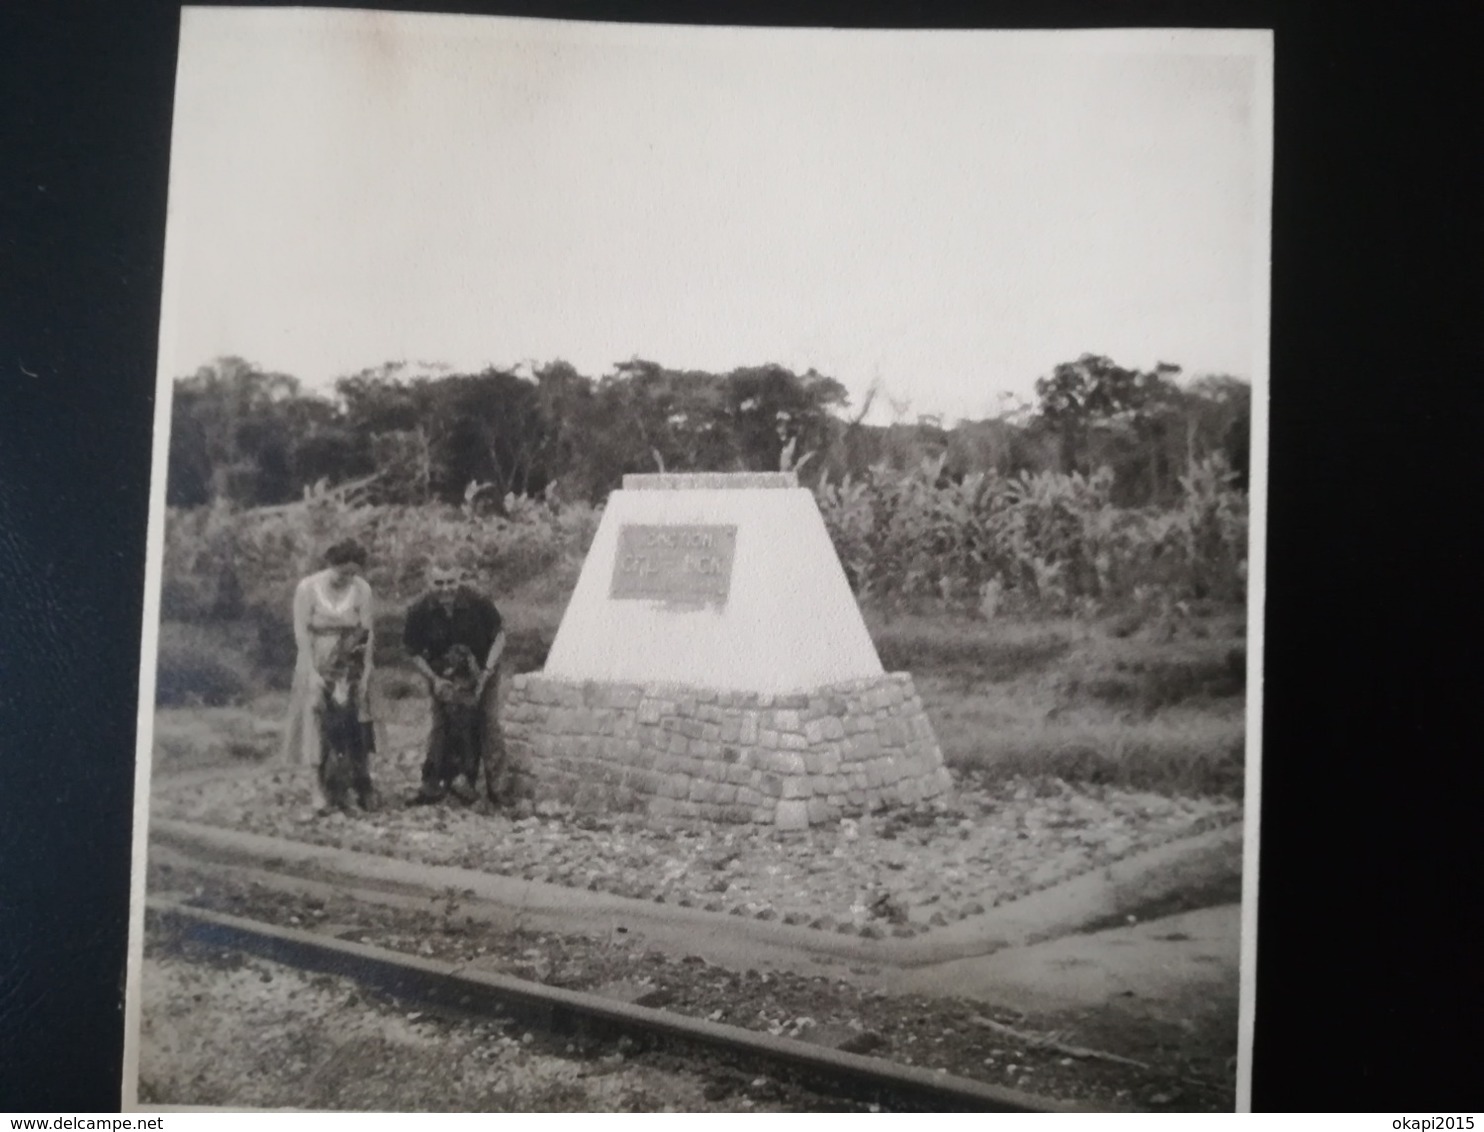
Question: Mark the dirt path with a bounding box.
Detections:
[889,904,1239,1018]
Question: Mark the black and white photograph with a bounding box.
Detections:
[124,7,1271,1113]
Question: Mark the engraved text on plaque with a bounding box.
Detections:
[609,524,738,605]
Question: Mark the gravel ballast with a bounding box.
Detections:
[153,757,1241,938]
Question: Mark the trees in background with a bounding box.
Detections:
[162,353,1251,638]
[166,357,308,507]
[166,353,1251,511]
[1032,355,1251,505]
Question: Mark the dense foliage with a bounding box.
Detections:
[818,453,1246,617]
[158,350,1249,703]
[162,485,602,620]
[165,354,1250,511]
[163,451,1244,631]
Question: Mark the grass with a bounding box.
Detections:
[155,622,264,707]
[152,699,287,773]
[1077,832,1246,932]
[864,608,1247,798]
[866,613,1075,681]
[156,584,1247,798]
[929,703,1246,798]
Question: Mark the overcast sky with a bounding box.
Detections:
[161,9,1270,423]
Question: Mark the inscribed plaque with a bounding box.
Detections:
[609,524,738,605]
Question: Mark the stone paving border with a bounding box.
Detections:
[149,817,1243,969]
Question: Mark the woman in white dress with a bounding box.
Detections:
[280,539,385,813]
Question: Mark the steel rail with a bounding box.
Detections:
[147,897,1099,1113]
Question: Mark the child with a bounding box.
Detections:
[433,642,484,803]
[316,628,379,812]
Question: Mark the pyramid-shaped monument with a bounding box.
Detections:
[502,472,949,828]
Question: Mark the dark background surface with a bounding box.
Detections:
[1,0,1478,1112]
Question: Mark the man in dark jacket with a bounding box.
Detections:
[403,560,508,806]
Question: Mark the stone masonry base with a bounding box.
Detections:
[500,672,950,829]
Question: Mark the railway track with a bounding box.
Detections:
[146,898,1098,1112]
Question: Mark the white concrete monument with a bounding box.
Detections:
[501,472,950,828]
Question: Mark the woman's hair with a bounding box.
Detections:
[323,539,369,568]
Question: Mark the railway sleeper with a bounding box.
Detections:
[147,898,1097,1113]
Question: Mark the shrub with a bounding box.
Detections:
[160,490,599,633]
[155,622,260,706]
[949,730,1245,799]
[1072,656,1245,713]
[869,617,1072,681]
[1138,656,1246,710]
[242,603,297,689]
[503,625,556,674]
